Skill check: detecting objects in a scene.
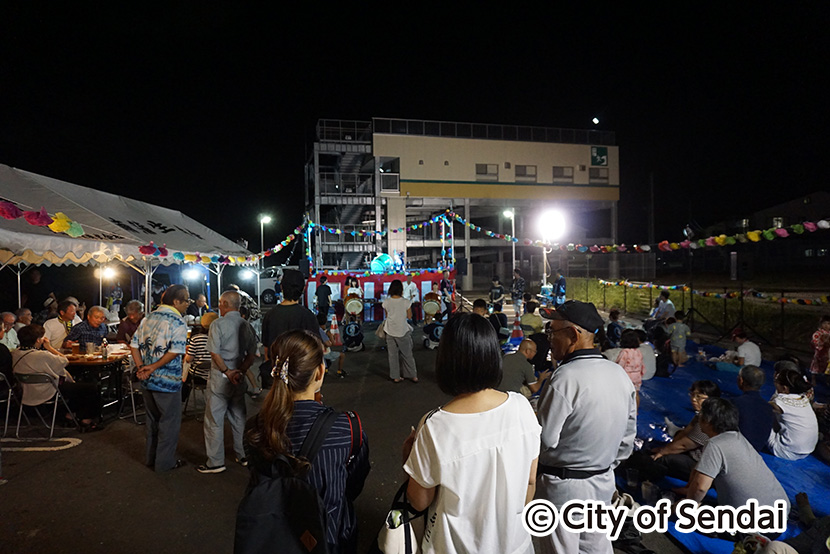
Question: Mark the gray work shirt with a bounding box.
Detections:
[537,349,637,471]
[207,311,257,371]
[695,431,789,510]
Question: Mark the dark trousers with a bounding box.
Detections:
[142,389,182,472]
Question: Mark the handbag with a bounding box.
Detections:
[370,480,427,554]
[375,321,387,340]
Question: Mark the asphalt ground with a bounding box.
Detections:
[1,320,682,554]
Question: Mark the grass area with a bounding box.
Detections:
[568,277,828,351]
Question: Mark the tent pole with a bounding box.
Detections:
[17,264,22,309]
[99,264,104,306]
[144,259,152,315]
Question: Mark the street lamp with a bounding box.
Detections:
[538,209,567,287]
[503,209,516,271]
[258,215,272,310]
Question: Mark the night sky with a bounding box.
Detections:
[2,5,829,261]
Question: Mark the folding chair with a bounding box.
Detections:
[118,360,145,424]
[15,373,80,439]
[182,362,210,418]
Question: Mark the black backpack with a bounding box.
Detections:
[234,409,363,554]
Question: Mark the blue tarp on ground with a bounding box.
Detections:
[630,340,830,553]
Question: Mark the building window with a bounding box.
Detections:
[515,164,537,182]
[475,163,498,181]
[805,249,814,257]
[740,218,749,230]
[819,249,828,257]
[553,166,574,183]
[588,167,609,183]
[772,217,784,228]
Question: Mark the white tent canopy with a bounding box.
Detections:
[0,164,252,310]
[0,163,251,266]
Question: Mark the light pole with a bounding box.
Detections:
[538,209,567,288]
[503,209,516,271]
[258,215,272,311]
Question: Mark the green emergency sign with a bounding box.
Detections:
[591,146,608,166]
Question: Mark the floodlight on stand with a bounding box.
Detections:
[503,209,514,219]
[683,225,695,240]
[538,209,567,287]
[102,267,116,279]
[592,117,600,125]
[184,268,202,281]
[240,269,256,281]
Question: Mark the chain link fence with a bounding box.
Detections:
[567,277,829,353]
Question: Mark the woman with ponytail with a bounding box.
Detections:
[244,330,370,553]
[767,365,819,460]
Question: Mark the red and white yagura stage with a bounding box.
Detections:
[306,270,455,322]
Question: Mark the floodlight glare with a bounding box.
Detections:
[102,267,116,279]
[259,215,272,224]
[184,268,201,281]
[538,209,567,241]
[503,209,514,219]
[240,269,256,280]
[592,117,600,125]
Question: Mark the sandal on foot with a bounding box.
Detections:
[391,378,403,383]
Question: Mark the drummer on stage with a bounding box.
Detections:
[423,282,443,325]
[439,269,454,322]
[403,274,420,324]
[344,276,364,324]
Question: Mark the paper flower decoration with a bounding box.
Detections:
[157,244,169,257]
[791,224,804,234]
[139,242,157,255]
[747,231,761,242]
[48,212,72,233]
[23,207,53,226]
[818,220,830,230]
[725,236,736,245]
[804,221,817,232]
[566,244,575,252]
[173,252,185,261]
[617,244,627,252]
[715,235,727,246]
[66,222,84,237]
[689,241,700,249]
[774,228,788,238]
[577,246,589,253]
[762,229,776,240]
[640,245,651,252]
[679,240,691,249]
[184,254,198,262]
[658,241,671,252]
[705,237,717,247]
[201,256,210,263]
[0,201,23,220]
[735,234,748,243]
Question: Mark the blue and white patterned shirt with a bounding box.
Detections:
[131,305,187,393]
[64,321,107,348]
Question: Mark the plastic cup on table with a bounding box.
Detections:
[86,342,95,355]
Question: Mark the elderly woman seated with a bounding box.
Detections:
[650,379,721,481]
[12,325,103,431]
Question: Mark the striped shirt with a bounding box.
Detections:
[131,305,187,393]
[250,400,370,550]
[186,333,211,378]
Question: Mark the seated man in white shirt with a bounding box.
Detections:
[402,275,421,324]
[712,330,762,373]
[43,300,82,346]
[0,313,19,351]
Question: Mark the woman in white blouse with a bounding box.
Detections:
[382,279,417,383]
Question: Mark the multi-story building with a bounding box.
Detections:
[305,118,622,289]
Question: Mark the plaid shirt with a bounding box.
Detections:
[64,321,108,347]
